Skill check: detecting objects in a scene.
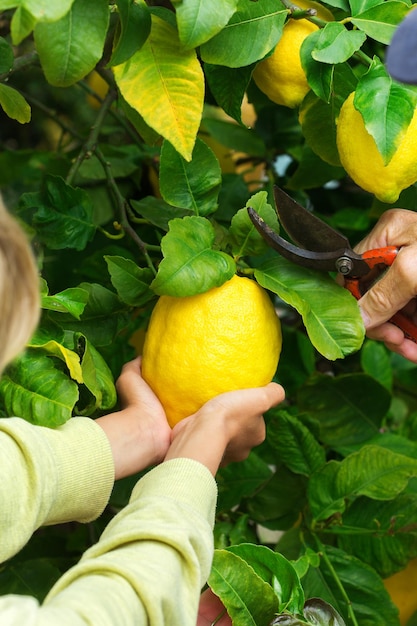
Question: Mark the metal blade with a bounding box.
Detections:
[273,187,350,253]
[247,207,370,276]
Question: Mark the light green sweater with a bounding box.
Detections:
[0,416,217,625]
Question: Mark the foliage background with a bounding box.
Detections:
[1,0,417,624]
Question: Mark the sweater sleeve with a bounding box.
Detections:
[0,416,115,563]
[0,458,218,626]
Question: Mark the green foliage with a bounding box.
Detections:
[1,0,417,623]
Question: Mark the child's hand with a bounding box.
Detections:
[96,357,171,479]
[165,382,285,475]
[197,588,231,625]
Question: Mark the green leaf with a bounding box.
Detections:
[230,191,279,258]
[10,6,36,45]
[299,64,357,164]
[23,0,75,22]
[113,14,204,160]
[118,94,161,147]
[0,84,31,123]
[299,94,340,166]
[354,59,417,165]
[245,466,306,529]
[227,544,305,614]
[150,216,236,296]
[208,549,279,625]
[297,373,390,448]
[337,493,417,577]
[300,29,333,103]
[173,0,239,49]
[204,63,253,124]
[19,175,96,250]
[201,116,266,156]
[0,37,14,73]
[267,410,326,476]
[0,558,61,603]
[79,337,116,412]
[0,0,18,9]
[51,283,130,347]
[159,138,222,216]
[108,0,151,67]
[254,257,365,360]
[75,144,145,183]
[349,0,384,16]
[27,340,83,384]
[34,0,109,87]
[351,1,411,45]
[131,196,193,231]
[360,339,393,389]
[303,545,400,626]
[105,255,154,307]
[200,0,287,68]
[216,452,273,513]
[308,445,417,522]
[41,287,89,319]
[0,353,78,427]
[311,22,366,63]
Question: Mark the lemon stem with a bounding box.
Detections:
[313,534,360,626]
[353,48,374,67]
[281,0,328,27]
[238,267,255,276]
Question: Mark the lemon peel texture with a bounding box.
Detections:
[142,275,282,427]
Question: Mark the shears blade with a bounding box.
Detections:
[247,187,370,277]
[273,187,349,253]
[247,207,352,273]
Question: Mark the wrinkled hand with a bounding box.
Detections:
[165,382,285,475]
[197,588,231,626]
[354,208,417,362]
[96,356,171,479]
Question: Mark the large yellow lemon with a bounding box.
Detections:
[384,557,417,625]
[253,1,333,109]
[141,275,282,427]
[336,92,417,203]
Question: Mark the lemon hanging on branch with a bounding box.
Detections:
[337,91,417,203]
[384,557,417,625]
[142,275,282,427]
[252,0,333,109]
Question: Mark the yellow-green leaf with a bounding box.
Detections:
[0,83,31,123]
[28,340,83,383]
[113,14,204,160]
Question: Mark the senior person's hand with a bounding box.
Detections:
[354,208,417,361]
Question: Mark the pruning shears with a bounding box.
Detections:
[247,186,417,343]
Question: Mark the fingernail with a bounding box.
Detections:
[359,306,371,329]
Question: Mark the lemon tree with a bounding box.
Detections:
[2,1,417,624]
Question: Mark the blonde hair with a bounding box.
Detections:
[0,199,40,374]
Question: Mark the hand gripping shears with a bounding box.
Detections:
[247,186,417,343]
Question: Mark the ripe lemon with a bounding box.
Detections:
[141,275,282,427]
[384,557,417,625]
[336,92,417,203]
[253,1,333,109]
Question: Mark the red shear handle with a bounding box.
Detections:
[344,246,417,343]
[391,312,417,343]
[344,246,399,300]
[361,246,398,269]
